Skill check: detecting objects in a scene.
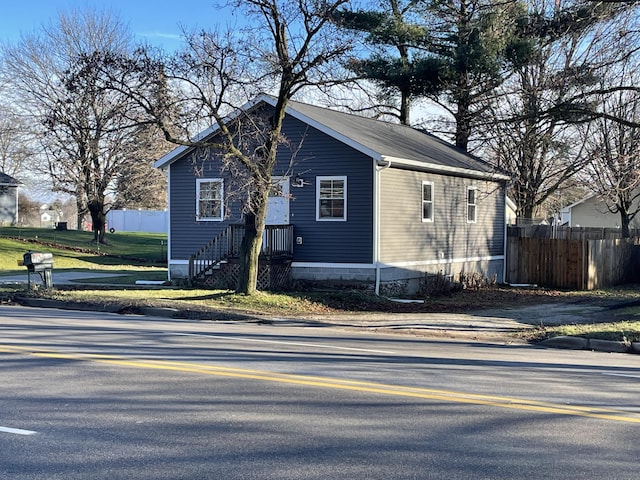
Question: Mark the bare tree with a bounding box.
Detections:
[481,0,640,220]
[102,0,353,294]
[0,8,156,242]
[540,3,640,128]
[0,107,34,178]
[482,51,588,220]
[578,78,640,237]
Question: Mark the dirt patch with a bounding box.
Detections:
[302,286,587,314]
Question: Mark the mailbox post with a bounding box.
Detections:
[22,251,54,289]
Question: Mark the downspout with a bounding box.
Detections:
[503,188,508,285]
[374,157,392,295]
[14,185,19,225]
[166,165,172,282]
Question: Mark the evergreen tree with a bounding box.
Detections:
[337,0,526,150]
[114,126,169,210]
[333,0,442,125]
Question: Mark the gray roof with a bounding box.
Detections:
[285,99,498,175]
[0,172,20,186]
[156,95,506,180]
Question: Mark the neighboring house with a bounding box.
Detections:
[560,194,640,229]
[506,196,517,226]
[155,95,510,294]
[39,204,63,228]
[0,172,20,226]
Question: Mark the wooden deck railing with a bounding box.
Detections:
[189,224,293,280]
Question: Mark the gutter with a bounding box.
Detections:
[383,156,510,182]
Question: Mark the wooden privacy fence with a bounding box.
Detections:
[506,237,640,290]
[508,225,640,240]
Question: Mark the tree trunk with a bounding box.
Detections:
[236,211,265,295]
[454,94,471,152]
[87,200,107,244]
[399,89,410,125]
[620,210,631,238]
[75,197,87,230]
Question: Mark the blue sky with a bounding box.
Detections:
[0,0,237,51]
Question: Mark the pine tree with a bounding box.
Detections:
[337,0,527,150]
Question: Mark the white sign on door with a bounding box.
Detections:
[265,177,290,225]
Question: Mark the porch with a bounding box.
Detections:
[188,224,294,289]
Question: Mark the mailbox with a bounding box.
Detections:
[22,251,54,289]
[23,252,54,272]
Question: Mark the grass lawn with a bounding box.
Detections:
[528,321,640,343]
[0,226,167,272]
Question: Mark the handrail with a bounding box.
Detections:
[188,226,233,279]
[189,224,294,281]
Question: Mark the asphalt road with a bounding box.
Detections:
[2,305,640,480]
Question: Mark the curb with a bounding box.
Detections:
[15,296,122,313]
[539,335,639,354]
[12,295,260,323]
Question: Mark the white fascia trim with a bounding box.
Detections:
[154,95,273,170]
[166,166,172,277]
[281,104,382,161]
[564,193,597,211]
[380,255,505,269]
[154,125,217,169]
[383,156,510,182]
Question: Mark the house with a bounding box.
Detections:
[39,204,63,228]
[561,194,640,229]
[155,95,510,294]
[0,171,20,226]
[506,196,517,225]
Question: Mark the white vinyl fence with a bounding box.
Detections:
[107,209,168,234]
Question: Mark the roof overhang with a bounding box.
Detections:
[382,156,510,182]
[0,177,22,186]
[153,95,273,169]
[562,194,596,212]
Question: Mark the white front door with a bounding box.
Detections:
[265,177,290,225]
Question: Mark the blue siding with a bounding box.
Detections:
[277,115,374,264]
[168,113,374,263]
[169,157,243,259]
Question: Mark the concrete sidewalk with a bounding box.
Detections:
[0,271,130,287]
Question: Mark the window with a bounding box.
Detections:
[317,176,346,221]
[467,187,477,223]
[422,181,434,222]
[196,179,223,221]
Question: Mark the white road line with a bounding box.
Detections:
[0,426,37,435]
[603,373,640,379]
[167,332,396,354]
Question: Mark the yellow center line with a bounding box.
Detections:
[3,344,639,424]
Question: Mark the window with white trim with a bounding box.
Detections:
[317,176,346,221]
[421,181,434,222]
[467,187,477,223]
[196,178,224,221]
